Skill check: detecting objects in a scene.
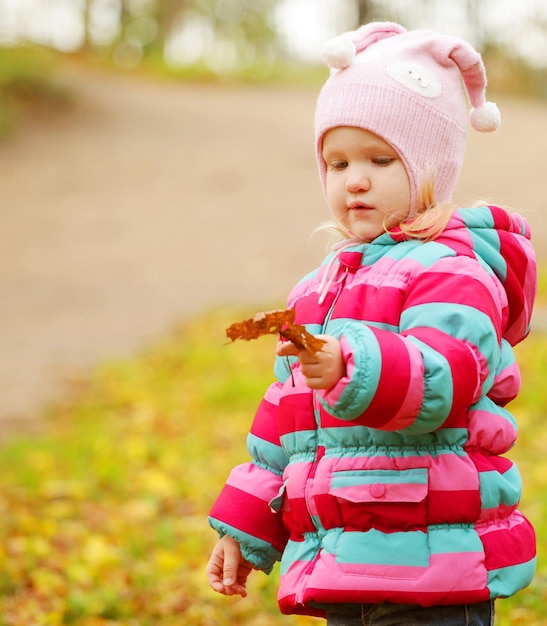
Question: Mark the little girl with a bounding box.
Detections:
[206,22,537,625]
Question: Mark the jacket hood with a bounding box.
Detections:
[430,205,536,346]
[321,205,536,346]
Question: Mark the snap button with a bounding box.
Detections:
[370,483,386,498]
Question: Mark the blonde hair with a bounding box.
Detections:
[315,176,456,245]
[397,176,455,241]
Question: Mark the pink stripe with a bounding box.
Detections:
[477,502,517,524]
[467,408,517,454]
[428,452,479,491]
[488,360,521,405]
[225,463,282,502]
[293,551,487,594]
[287,271,320,304]
[404,265,501,327]
[383,331,424,430]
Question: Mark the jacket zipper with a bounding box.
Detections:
[296,258,360,605]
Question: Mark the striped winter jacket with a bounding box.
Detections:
[209,205,537,617]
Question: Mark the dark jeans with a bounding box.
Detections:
[325,601,495,626]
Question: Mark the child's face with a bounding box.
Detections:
[322,126,411,242]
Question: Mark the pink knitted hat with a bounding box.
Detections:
[315,22,500,209]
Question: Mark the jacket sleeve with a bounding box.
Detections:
[317,255,505,434]
[208,381,290,573]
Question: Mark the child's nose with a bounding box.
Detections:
[346,168,371,193]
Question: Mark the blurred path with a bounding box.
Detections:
[0,64,546,430]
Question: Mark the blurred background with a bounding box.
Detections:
[0,0,546,423]
[1,0,547,87]
[0,3,546,624]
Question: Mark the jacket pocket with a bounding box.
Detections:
[328,468,429,531]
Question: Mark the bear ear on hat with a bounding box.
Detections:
[448,41,501,132]
[322,21,406,70]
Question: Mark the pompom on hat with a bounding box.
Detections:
[315,22,500,209]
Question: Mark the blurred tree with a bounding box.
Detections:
[157,0,281,70]
[465,0,483,46]
[356,0,374,24]
[94,0,281,69]
[157,0,188,41]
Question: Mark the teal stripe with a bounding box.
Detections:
[479,464,522,510]
[468,228,508,283]
[471,395,518,431]
[458,206,493,226]
[404,302,499,393]
[428,525,483,555]
[317,320,383,420]
[331,468,427,489]
[331,529,429,567]
[303,322,323,336]
[247,432,287,474]
[280,537,320,576]
[207,519,282,573]
[403,335,453,432]
[325,317,398,333]
[366,320,399,332]
[274,354,293,383]
[487,558,537,598]
[402,302,496,346]
[280,429,318,456]
[320,425,468,449]
[367,238,454,268]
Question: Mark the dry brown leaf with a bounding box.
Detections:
[225,308,326,355]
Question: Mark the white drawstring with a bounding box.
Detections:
[317,236,363,305]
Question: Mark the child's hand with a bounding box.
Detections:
[206,535,253,597]
[277,335,345,390]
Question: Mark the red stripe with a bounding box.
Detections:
[428,490,481,524]
[480,518,536,570]
[296,587,489,608]
[466,451,513,474]
[403,326,481,426]
[295,290,336,324]
[279,595,326,617]
[282,496,316,535]
[360,328,412,428]
[250,396,281,445]
[209,484,289,552]
[489,205,512,231]
[405,270,500,327]
[498,233,528,339]
[330,283,403,327]
[278,390,316,436]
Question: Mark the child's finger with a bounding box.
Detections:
[276,340,300,357]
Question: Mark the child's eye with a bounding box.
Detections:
[373,156,395,166]
[330,160,348,170]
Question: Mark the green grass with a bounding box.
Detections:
[0,296,545,624]
[0,45,71,138]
